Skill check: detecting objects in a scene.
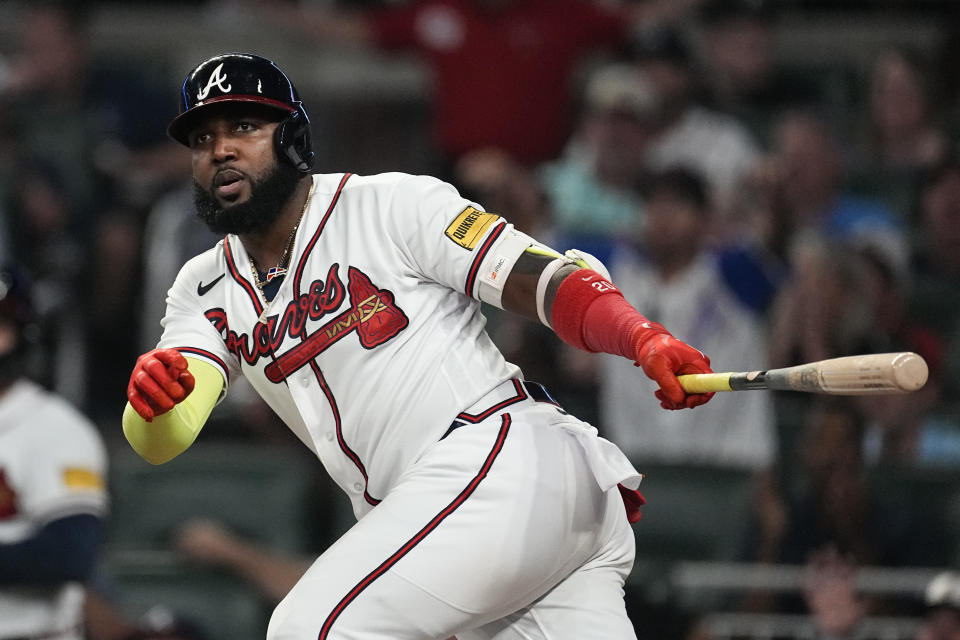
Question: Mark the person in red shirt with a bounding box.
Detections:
[368,0,629,164]
[258,0,707,167]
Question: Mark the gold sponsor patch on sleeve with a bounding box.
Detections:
[444,207,499,250]
[63,468,104,490]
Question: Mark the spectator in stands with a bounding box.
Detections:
[538,63,662,252]
[749,398,932,576]
[255,0,712,173]
[801,547,866,640]
[626,26,761,213]
[751,108,905,264]
[842,241,951,468]
[918,572,960,640]
[0,2,186,214]
[731,109,907,365]
[0,1,188,417]
[804,562,960,640]
[599,166,776,472]
[863,47,947,175]
[848,46,948,219]
[457,61,662,247]
[907,158,960,409]
[695,0,824,143]
[5,160,87,400]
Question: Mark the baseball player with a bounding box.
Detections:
[123,53,714,640]
[0,264,109,640]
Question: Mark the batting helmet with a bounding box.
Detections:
[167,53,315,172]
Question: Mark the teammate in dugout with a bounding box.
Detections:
[0,264,109,640]
[123,53,715,639]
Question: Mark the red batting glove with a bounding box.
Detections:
[632,330,714,410]
[126,348,196,421]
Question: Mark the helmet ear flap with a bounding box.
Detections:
[274,109,314,173]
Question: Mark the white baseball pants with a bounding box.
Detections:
[267,386,638,640]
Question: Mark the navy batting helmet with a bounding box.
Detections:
[167,53,315,172]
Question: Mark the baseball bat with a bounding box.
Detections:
[676,352,928,395]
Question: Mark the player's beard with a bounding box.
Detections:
[193,160,303,235]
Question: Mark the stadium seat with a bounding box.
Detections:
[99,556,269,640]
[627,463,756,602]
[106,441,317,554]
[867,463,960,567]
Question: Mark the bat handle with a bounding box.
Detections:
[676,373,733,393]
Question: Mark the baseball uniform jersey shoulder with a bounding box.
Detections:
[0,379,108,639]
[160,171,521,517]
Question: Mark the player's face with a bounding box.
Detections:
[188,107,302,235]
[188,108,281,207]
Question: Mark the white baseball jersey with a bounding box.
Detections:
[0,379,108,640]
[158,172,640,516]
[158,171,644,638]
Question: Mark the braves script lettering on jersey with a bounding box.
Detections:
[157,171,642,637]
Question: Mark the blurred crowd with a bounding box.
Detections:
[2,0,960,638]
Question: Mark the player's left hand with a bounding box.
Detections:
[634,333,714,410]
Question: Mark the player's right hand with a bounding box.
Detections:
[127,348,195,421]
[633,333,714,410]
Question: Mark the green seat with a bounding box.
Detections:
[867,464,960,567]
[627,463,756,601]
[106,441,316,554]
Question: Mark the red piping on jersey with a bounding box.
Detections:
[294,172,352,296]
[464,220,506,298]
[175,347,231,382]
[223,236,265,316]
[317,414,512,639]
[310,360,381,506]
[456,379,528,423]
[292,173,379,504]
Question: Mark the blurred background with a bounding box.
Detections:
[1,0,960,638]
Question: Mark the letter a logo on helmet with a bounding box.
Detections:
[167,52,315,172]
[196,63,232,101]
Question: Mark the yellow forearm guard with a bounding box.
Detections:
[122,357,224,465]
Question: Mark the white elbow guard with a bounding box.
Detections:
[533,248,612,327]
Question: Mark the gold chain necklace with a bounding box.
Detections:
[250,188,314,301]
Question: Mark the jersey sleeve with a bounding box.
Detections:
[157,254,240,388]
[19,405,108,527]
[385,174,517,300]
